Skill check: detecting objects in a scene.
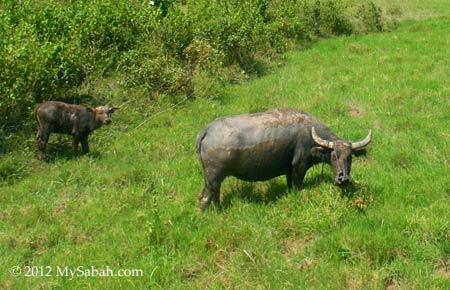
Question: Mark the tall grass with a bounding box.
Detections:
[1,1,450,289]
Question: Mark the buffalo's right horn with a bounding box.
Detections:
[312,127,334,149]
[351,130,372,150]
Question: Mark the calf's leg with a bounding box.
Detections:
[36,127,50,161]
[72,135,80,158]
[81,135,89,153]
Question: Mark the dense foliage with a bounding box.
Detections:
[0,0,387,131]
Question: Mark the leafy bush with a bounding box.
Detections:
[354,1,384,33]
[0,0,390,131]
[0,0,148,129]
[187,1,270,71]
[306,0,354,37]
[121,44,187,100]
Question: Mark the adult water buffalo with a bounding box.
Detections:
[196,108,371,211]
[35,101,118,160]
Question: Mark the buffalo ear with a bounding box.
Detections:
[353,148,367,157]
[109,107,119,113]
[311,146,328,158]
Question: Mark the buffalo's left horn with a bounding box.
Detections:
[312,127,334,149]
[351,130,372,150]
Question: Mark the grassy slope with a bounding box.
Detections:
[1,3,450,290]
[375,0,450,20]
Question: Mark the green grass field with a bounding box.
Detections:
[1,1,449,289]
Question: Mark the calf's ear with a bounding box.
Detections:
[109,107,119,113]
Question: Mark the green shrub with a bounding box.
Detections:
[187,1,269,71]
[0,0,391,132]
[306,0,354,37]
[354,1,384,33]
[121,44,186,100]
[0,0,148,129]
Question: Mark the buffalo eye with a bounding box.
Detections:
[331,153,337,161]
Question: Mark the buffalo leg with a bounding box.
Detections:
[289,164,307,189]
[198,178,222,212]
[81,135,89,153]
[286,173,293,189]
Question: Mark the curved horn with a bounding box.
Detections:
[351,130,372,150]
[312,127,334,149]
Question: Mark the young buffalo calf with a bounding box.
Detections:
[35,101,118,160]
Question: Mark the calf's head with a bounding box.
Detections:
[312,127,371,185]
[94,106,119,125]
